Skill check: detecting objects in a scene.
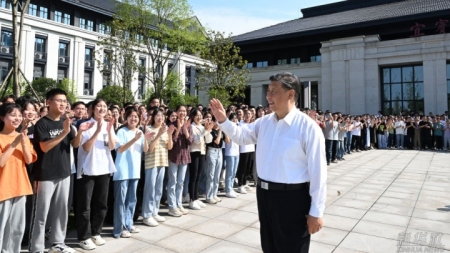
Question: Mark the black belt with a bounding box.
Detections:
[257,178,309,191]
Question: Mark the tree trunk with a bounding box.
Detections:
[12,0,19,96]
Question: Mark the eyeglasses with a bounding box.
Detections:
[50,99,68,104]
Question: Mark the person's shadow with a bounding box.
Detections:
[436,205,450,212]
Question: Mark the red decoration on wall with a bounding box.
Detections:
[435,19,448,34]
[410,23,425,37]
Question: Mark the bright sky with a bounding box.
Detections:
[189,0,343,36]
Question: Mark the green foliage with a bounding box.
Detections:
[96,85,135,105]
[159,71,199,109]
[23,77,77,103]
[197,30,251,106]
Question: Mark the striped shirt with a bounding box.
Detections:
[145,126,169,168]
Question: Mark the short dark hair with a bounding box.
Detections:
[269,72,300,101]
[72,101,86,109]
[46,88,67,100]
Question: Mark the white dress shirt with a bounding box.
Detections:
[219,107,327,217]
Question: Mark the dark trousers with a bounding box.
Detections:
[421,135,432,149]
[325,139,332,163]
[134,160,146,221]
[435,136,443,149]
[237,152,254,186]
[351,135,360,150]
[331,140,338,161]
[76,174,110,241]
[361,132,367,149]
[257,183,311,253]
[405,134,414,149]
[189,151,205,201]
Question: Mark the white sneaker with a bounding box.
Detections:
[231,189,240,196]
[178,206,189,215]
[153,214,166,222]
[120,230,132,238]
[79,239,96,250]
[168,208,182,217]
[196,200,206,208]
[189,200,201,210]
[244,185,252,191]
[182,194,190,203]
[214,196,222,202]
[143,217,159,227]
[226,191,238,198]
[48,244,76,253]
[205,198,217,204]
[91,235,106,246]
[130,226,140,233]
[236,186,247,194]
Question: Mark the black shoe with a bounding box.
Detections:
[327,162,330,166]
[331,160,338,163]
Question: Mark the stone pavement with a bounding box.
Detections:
[23,149,450,252]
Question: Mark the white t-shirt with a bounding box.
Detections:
[395,121,405,135]
[77,118,118,179]
[351,121,361,136]
[225,140,240,156]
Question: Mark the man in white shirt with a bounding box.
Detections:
[394,117,405,149]
[210,72,327,253]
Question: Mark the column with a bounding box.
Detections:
[303,81,311,109]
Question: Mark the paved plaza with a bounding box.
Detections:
[25,150,450,252]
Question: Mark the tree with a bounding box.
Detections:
[161,71,198,108]
[23,77,77,103]
[97,0,206,103]
[196,31,251,107]
[96,85,135,106]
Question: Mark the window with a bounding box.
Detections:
[80,18,94,31]
[84,72,93,95]
[245,63,253,69]
[256,61,268,68]
[33,64,44,80]
[277,59,287,65]
[447,63,450,113]
[0,0,6,8]
[57,68,67,82]
[54,11,70,25]
[381,65,424,115]
[0,60,10,83]
[99,24,111,34]
[34,38,45,53]
[1,30,13,47]
[28,3,37,16]
[79,18,85,29]
[310,55,321,62]
[102,73,111,88]
[59,42,68,56]
[85,48,93,68]
[103,51,111,71]
[291,58,301,64]
[39,6,48,19]
[135,34,144,44]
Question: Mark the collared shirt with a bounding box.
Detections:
[219,107,327,217]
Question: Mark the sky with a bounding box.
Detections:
[189,0,343,36]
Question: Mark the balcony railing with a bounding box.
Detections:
[85,60,94,68]
[58,55,70,64]
[34,51,46,60]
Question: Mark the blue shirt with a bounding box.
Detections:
[113,127,144,181]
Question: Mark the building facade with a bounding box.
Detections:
[233,0,450,115]
[0,0,203,102]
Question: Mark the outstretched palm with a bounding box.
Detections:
[209,99,227,123]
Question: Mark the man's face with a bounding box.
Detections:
[197,105,203,111]
[266,81,293,114]
[150,99,160,107]
[237,109,243,119]
[73,104,86,118]
[47,94,67,114]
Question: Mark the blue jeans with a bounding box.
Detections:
[396,134,404,148]
[167,162,188,209]
[205,148,223,200]
[345,132,352,153]
[113,179,138,238]
[378,134,386,149]
[225,156,239,193]
[336,140,345,159]
[142,167,165,218]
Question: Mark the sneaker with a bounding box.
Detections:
[226,191,238,198]
[153,214,166,222]
[168,208,182,217]
[244,185,252,191]
[236,186,247,194]
[205,198,217,204]
[91,235,106,246]
[49,244,75,253]
[341,158,346,161]
[178,206,189,215]
[196,200,206,208]
[198,193,206,198]
[143,217,159,227]
[231,190,240,196]
[327,162,330,166]
[182,194,190,203]
[120,230,132,238]
[130,226,140,233]
[214,196,222,202]
[189,200,201,210]
[79,239,96,250]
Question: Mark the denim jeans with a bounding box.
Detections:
[444,136,450,149]
[113,179,138,238]
[336,140,345,159]
[396,134,404,148]
[142,167,165,219]
[345,132,352,153]
[167,162,188,209]
[205,148,223,200]
[225,156,239,193]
